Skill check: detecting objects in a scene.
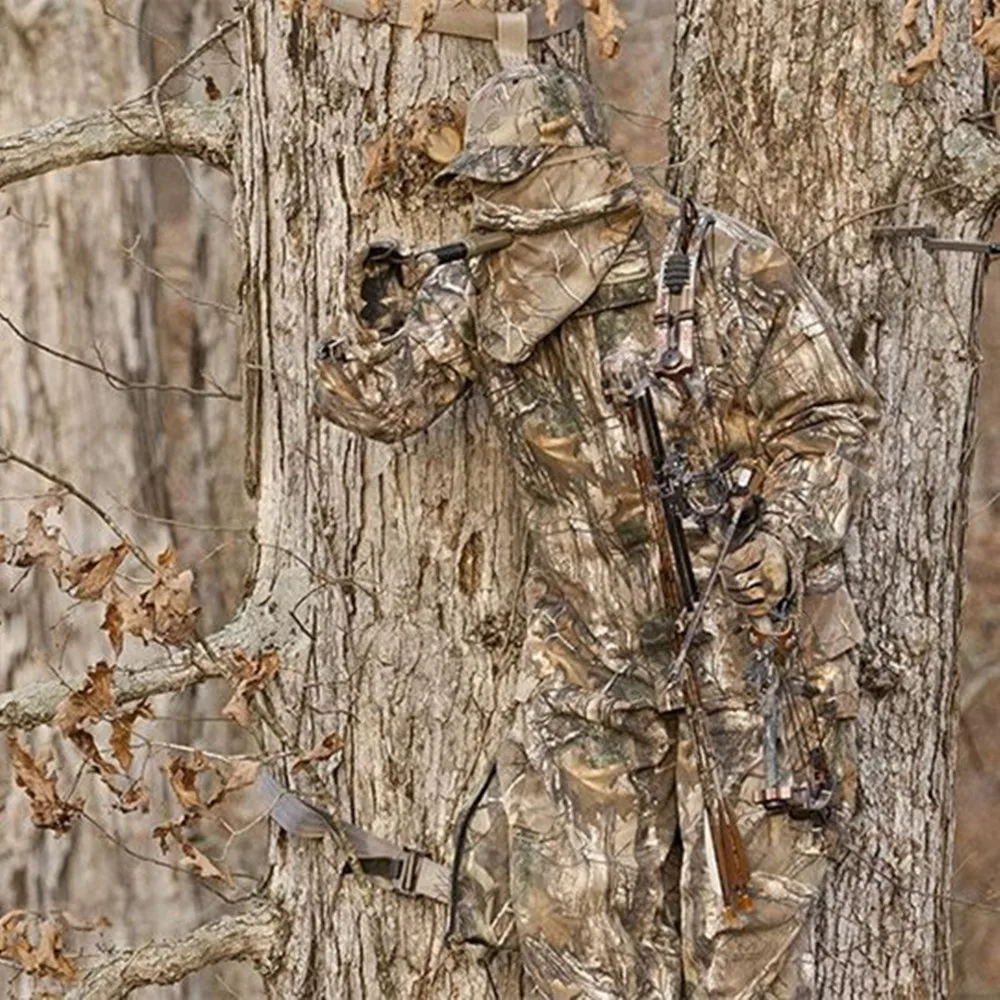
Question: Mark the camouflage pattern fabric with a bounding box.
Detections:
[435,63,610,184]
[314,65,879,999]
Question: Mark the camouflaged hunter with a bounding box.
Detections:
[314,64,880,1000]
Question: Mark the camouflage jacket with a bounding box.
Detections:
[315,190,880,716]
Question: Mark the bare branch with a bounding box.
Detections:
[0,308,240,401]
[66,902,285,1000]
[0,97,238,192]
[0,642,226,731]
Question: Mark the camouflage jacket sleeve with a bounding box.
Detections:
[743,249,880,571]
[313,261,477,443]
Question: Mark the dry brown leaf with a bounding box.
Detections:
[139,565,198,645]
[292,732,345,772]
[31,920,78,981]
[896,2,945,85]
[102,583,154,657]
[152,820,185,854]
[207,758,261,808]
[178,840,233,884]
[0,911,77,982]
[546,0,560,28]
[109,701,153,772]
[222,650,281,729]
[30,490,65,519]
[973,15,1000,80]
[13,512,62,571]
[152,822,232,884]
[58,912,111,932]
[223,757,261,791]
[167,754,208,813]
[62,543,128,601]
[53,662,115,735]
[586,0,627,59]
[221,692,252,728]
[115,782,151,814]
[6,736,80,834]
[66,729,118,778]
[0,533,7,563]
[895,0,922,49]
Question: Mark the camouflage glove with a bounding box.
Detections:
[348,240,434,338]
[720,530,791,618]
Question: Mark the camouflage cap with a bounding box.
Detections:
[435,64,610,185]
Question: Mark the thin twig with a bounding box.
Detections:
[0,308,239,400]
[122,17,241,140]
[0,447,158,574]
[795,182,962,261]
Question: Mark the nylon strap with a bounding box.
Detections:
[320,0,583,43]
[259,771,451,903]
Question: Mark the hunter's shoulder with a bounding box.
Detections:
[639,186,803,299]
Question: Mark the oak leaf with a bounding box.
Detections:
[221,650,281,729]
[62,543,128,601]
[178,840,233,884]
[139,564,198,645]
[166,752,209,813]
[53,662,115,734]
[102,583,154,656]
[109,701,154,772]
[13,512,62,571]
[115,782,151,814]
[6,736,80,834]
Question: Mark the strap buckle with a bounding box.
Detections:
[393,848,427,896]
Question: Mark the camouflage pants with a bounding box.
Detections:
[450,635,854,999]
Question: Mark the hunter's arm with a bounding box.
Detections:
[314,261,477,443]
[746,250,881,570]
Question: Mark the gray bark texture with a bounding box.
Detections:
[669,1,994,996]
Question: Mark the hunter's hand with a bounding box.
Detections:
[350,240,425,336]
[721,531,790,617]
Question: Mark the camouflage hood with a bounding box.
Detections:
[470,146,642,364]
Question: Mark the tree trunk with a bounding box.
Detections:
[237,5,534,994]
[670,1,991,995]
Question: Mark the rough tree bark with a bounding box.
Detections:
[1,0,996,997]
[670,1,996,995]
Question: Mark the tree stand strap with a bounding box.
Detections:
[259,770,452,903]
[320,0,584,63]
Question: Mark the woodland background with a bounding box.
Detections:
[0,0,998,997]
